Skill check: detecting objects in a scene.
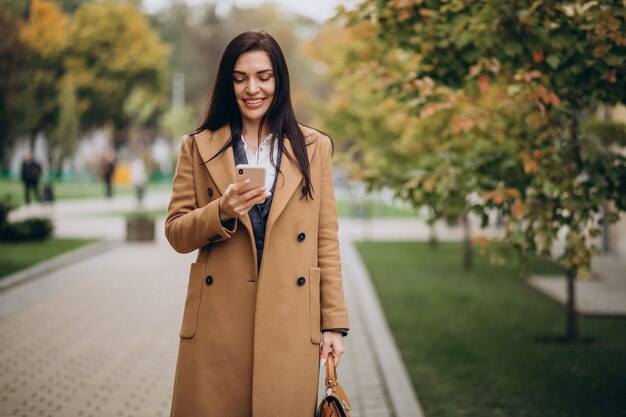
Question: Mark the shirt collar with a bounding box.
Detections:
[240,133,272,152]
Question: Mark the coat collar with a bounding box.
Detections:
[193,124,319,241]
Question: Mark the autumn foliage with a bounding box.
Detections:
[314,1,626,340]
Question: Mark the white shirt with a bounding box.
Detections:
[240,134,279,192]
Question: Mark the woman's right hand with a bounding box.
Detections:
[218,179,271,222]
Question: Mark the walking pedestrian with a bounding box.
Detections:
[131,155,147,208]
[100,148,116,198]
[20,148,42,204]
[165,31,350,416]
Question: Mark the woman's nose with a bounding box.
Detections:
[246,79,259,94]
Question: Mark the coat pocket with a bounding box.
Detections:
[309,267,321,344]
[179,262,205,339]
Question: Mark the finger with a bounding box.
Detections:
[251,191,272,205]
[239,192,271,215]
[220,189,243,217]
[333,346,345,367]
[241,185,267,201]
[320,341,331,366]
[231,178,251,192]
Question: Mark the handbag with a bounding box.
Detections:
[316,353,351,417]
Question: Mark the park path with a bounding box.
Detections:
[0,192,424,417]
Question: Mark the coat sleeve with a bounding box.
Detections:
[317,135,350,332]
[165,135,238,254]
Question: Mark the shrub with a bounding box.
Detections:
[0,195,17,226]
[0,218,54,242]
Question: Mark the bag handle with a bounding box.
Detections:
[324,353,337,389]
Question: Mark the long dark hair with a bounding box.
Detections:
[192,31,313,199]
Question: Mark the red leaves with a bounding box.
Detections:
[477,75,491,93]
[511,203,527,219]
[451,115,475,134]
[513,69,561,114]
[481,188,521,205]
[607,69,617,83]
[522,148,543,174]
[532,50,544,63]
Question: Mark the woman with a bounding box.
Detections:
[165,31,350,416]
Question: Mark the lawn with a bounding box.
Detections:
[0,179,172,205]
[356,241,626,417]
[0,239,95,279]
[335,198,416,218]
[0,179,134,205]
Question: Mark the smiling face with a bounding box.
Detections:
[233,50,276,129]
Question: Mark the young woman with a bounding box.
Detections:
[165,31,350,416]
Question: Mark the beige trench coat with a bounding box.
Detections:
[165,125,350,417]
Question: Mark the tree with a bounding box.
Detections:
[329,1,626,341]
[66,2,169,136]
[17,0,69,147]
[0,10,27,171]
[49,74,79,177]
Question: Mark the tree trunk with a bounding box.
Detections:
[565,267,578,342]
[29,132,36,150]
[601,204,610,254]
[461,211,472,270]
[600,107,610,254]
[429,223,438,248]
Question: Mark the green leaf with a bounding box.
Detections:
[605,54,625,66]
[546,55,560,69]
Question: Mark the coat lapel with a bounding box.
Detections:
[194,127,255,238]
[194,127,234,196]
[266,135,317,233]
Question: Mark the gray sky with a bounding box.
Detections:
[142,0,353,22]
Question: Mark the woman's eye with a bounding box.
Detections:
[233,78,245,83]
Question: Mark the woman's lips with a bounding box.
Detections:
[243,98,265,108]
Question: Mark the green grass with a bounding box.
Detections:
[335,198,416,218]
[356,241,626,417]
[0,179,134,205]
[0,238,95,279]
[120,207,168,219]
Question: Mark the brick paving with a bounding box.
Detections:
[0,239,192,417]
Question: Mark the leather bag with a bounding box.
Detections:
[316,354,351,417]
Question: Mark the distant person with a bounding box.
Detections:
[164,31,349,416]
[20,148,42,204]
[131,156,147,208]
[100,149,116,198]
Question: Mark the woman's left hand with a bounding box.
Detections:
[320,331,345,367]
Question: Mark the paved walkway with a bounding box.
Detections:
[529,254,626,316]
[0,194,424,417]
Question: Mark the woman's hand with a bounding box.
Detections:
[218,179,270,221]
[320,331,345,367]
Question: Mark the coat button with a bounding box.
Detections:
[205,276,213,286]
[297,232,306,242]
[297,277,306,286]
[207,187,213,197]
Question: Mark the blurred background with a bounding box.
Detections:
[1,1,625,416]
[0,0,344,187]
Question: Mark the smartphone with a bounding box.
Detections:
[236,164,267,194]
